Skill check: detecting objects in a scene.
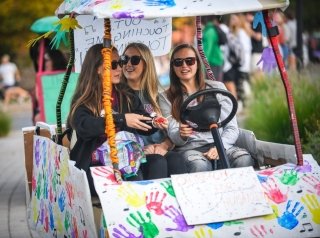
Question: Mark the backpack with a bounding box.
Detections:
[227,33,245,67]
[214,25,228,45]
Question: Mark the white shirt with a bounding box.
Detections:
[0,62,17,86]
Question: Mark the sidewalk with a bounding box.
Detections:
[0,102,40,238]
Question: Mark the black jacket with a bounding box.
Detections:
[69,90,157,172]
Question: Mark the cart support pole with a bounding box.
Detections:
[263,10,303,166]
[210,124,230,169]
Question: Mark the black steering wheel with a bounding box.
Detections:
[180,88,238,131]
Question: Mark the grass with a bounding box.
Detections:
[0,110,11,137]
[243,69,320,163]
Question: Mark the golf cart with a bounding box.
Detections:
[22,0,320,237]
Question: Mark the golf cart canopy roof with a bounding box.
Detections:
[56,0,289,19]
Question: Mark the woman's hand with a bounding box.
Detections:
[152,116,168,130]
[125,113,152,131]
[179,123,193,140]
[203,147,219,160]
[143,143,168,156]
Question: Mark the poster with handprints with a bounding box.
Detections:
[92,154,320,238]
[171,167,272,224]
[29,135,97,238]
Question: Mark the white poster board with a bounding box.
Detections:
[92,155,320,238]
[171,167,272,225]
[74,15,172,73]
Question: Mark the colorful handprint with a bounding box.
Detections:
[112,224,142,238]
[277,200,303,230]
[301,194,320,224]
[250,224,273,238]
[126,211,159,238]
[164,205,194,232]
[118,183,146,208]
[262,177,288,204]
[263,204,279,221]
[303,175,320,195]
[160,180,175,197]
[279,169,299,186]
[194,227,213,238]
[146,191,166,215]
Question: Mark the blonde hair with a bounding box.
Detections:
[121,42,161,114]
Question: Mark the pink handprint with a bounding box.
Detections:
[146,191,166,215]
[250,224,273,238]
[164,205,194,232]
[262,177,288,204]
[303,175,320,195]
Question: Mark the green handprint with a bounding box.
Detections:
[301,194,320,224]
[160,180,175,197]
[279,169,299,185]
[127,211,159,238]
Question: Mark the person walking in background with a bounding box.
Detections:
[121,42,187,179]
[0,54,29,111]
[202,15,226,81]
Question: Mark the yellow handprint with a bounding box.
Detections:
[301,194,320,224]
[194,227,213,238]
[263,204,279,220]
[117,183,145,208]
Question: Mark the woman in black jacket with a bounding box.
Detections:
[67,44,156,194]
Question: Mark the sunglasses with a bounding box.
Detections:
[111,60,122,70]
[172,57,196,67]
[120,55,142,66]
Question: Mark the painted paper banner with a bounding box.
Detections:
[92,154,320,238]
[57,0,289,19]
[29,135,97,238]
[74,15,172,73]
[171,167,272,225]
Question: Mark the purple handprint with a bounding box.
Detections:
[164,205,194,232]
[112,224,142,238]
[277,200,304,230]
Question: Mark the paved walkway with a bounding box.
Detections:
[0,102,40,238]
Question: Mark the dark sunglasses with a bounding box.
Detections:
[111,60,122,70]
[172,57,196,67]
[120,55,142,66]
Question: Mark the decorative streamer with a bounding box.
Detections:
[101,19,122,182]
[195,16,215,81]
[253,11,267,37]
[257,47,277,73]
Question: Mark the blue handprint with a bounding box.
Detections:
[277,200,304,230]
[58,190,66,212]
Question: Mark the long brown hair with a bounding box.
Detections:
[120,42,161,114]
[166,43,205,121]
[68,44,133,127]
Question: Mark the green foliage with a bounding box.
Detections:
[0,110,11,137]
[303,121,320,164]
[244,71,320,150]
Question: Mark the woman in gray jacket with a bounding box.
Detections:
[159,43,253,172]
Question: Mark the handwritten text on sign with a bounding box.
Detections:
[74,15,172,73]
[171,167,272,225]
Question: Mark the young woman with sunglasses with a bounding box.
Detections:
[159,43,254,173]
[67,44,157,194]
[121,42,187,179]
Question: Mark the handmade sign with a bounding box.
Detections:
[92,154,320,238]
[171,167,272,224]
[29,135,97,238]
[74,15,172,72]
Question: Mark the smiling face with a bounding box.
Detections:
[172,47,197,84]
[122,47,144,88]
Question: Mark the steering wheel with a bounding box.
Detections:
[180,88,238,131]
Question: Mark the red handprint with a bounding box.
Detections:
[262,177,288,204]
[250,224,273,238]
[303,175,320,195]
[146,191,166,215]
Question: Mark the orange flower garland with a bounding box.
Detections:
[101,19,121,182]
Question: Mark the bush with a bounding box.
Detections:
[303,121,320,164]
[0,110,11,137]
[243,70,320,160]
